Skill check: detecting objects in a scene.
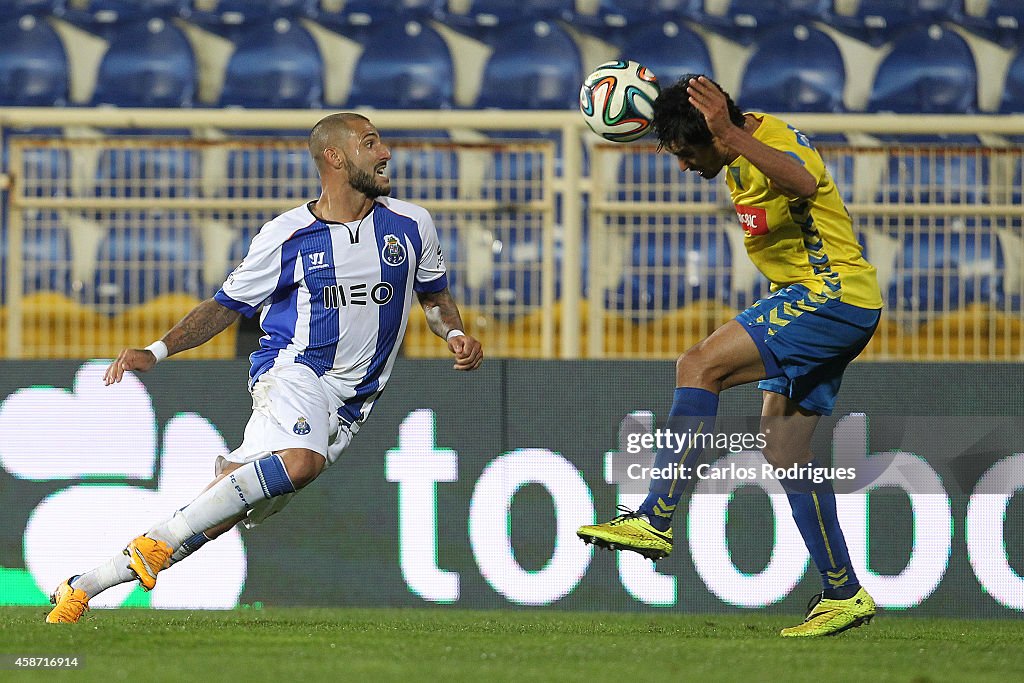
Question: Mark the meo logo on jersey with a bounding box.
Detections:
[382,234,406,266]
[735,205,769,236]
[323,282,394,308]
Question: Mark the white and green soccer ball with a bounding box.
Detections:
[579,60,661,143]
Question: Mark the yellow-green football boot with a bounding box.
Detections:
[577,506,672,561]
[780,587,876,637]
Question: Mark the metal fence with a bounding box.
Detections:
[0,108,1021,360]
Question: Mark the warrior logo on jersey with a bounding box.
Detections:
[382,234,406,266]
[292,417,311,435]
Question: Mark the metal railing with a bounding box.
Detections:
[1,108,1021,360]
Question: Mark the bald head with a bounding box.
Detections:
[308,112,370,170]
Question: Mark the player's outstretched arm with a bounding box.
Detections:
[103,298,241,385]
[417,287,483,371]
[686,76,818,199]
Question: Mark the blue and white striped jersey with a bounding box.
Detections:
[214,197,448,425]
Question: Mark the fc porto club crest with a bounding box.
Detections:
[381,234,406,266]
[293,417,311,435]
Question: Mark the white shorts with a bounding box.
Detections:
[222,363,357,528]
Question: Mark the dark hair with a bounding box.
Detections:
[652,73,745,150]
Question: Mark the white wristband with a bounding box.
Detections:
[446,329,465,342]
[145,340,168,363]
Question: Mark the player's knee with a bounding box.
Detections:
[278,449,326,489]
[675,342,722,386]
[761,441,810,468]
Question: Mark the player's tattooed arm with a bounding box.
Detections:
[162,298,242,355]
[418,287,466,339]
[418,287,484,371]
[103,298,241,385]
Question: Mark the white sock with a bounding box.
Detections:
[70,555,136,599]
[146,457,294,548]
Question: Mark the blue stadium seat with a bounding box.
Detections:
[867,25,976,114]
[224,147,319,199]
[95,148,200,198]
[1000,49,1024,114]
[0,0,65,16]
[616,152,721,204]
[454,221,547,316]
[0,15,68,106]
[347,21,453,109]
[22,218,72,295]
[962,0,1024,49]
[91,18,195,107]
[189,0,316,38]
[20,147,72,198]
[701,0,830,47]
[62,0,188,35]
[740,24,845,113]
[227,225,258,274]
[446,0,574,33]
[878,150,988,204]
[606,227,731,313]
[575,1,702,40]
[0,215,72,301]
[481,145,549,204]
[833,0,964,47]
[389,141,460,202]
[316,0,443,33]
[219,18,322,108]
[890,225,1003,312]
[616,20,712,89]
[476,21,582,109]
[94,218,204,306]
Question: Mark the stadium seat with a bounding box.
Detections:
[454,221,547,317]
[189,0,316,38]
[93,219,204,306]
[446,0,574,32]
[575,1,702,40]
[224,147,319,199]
[20,147,72,198]
[606,227,731,314]
[701,0,830,47]
[616,20,713,89]
[0,0,65,16]
[61,0,188,33]
[962,0,1024,49]
[0,15,68,106]
[316,0,442,27]
[389,141,460,202]
[890,225,1002,313]
[832,0,964,47]
[95,147,200,199]
[0,215,72,298]
[616,151,721,205]
[219,18,322,108]
[878,150,988,204]
[91,18,195,107]
[347,21,453,109]
[867,24,977,114]
[475,21,582,110]
[1000,49,1024,114]
[739,24,845,113]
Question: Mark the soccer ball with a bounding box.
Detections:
[579,60,660,143]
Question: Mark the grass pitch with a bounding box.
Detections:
[2,607,1021,682]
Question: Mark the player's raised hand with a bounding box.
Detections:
[687,76,734,140]
[448,334,483,371]
[103,348,158,385]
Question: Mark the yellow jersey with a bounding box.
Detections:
[724,113,883,310]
